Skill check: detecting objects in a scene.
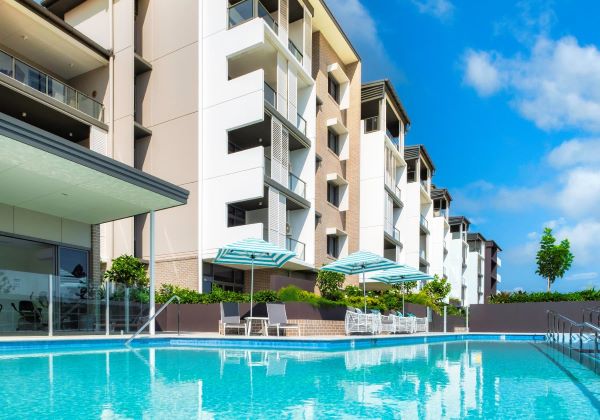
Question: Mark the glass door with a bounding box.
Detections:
[54,247,93,333]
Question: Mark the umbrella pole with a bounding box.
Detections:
[363,272,367,313]
[402,292,405,316]
[250,259,254,318]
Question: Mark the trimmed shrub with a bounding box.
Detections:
[489,289,600,304]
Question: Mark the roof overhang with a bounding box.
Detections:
[310,0,360,64]
[0,112,188,225]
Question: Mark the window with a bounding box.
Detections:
[327,183,339,207]
[327,235,339,258]
[328,75,339,103]
[327,129,339,155]
[203,262,244,292]
[227,205,246,227]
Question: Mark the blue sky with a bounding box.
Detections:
[328,0,600,292]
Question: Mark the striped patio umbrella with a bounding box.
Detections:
[321,251,399,313]
[371,266,434,314]
[215,238,295,317]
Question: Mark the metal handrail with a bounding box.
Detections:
[125,295,180,346]
[583,306,600,326]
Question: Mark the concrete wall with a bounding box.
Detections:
[0,203,90,248]
[469,301,600,332]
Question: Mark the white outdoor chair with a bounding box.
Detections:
[219,302,247,335]
[266,303,300,336]
[345,308,379,335]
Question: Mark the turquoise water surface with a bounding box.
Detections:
[0,341,599,419]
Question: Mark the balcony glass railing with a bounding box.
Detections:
[286,236,306,260]
[288,39,303,64]
[229,0,278,33]
[434,208,449,218]
[419,249,427,261]
[420,214,428,230]
[296,113,306,136]
[289,171,306,198]
[364,116,379,133]
[264,156,307,199]
[420,179,429,191]
[257,1,278,33]
[385,220,401,243]
[385,130,400,151]
[0,49,104,122]
[264,82,277,108]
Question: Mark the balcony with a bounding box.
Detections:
[496,256,502,267]
[420,179,429,192]
[0,49,104,123]
[264,156,307,199]
[288,39,303,64]
[286,236,306,260]
[443,240,448,254]
[228,0,279,34]
[419,249,428,263]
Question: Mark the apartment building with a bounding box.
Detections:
[403,145,435,275]
[312,3,361,278]
[447,216,470,305]
[484,239,502,301]
[0,0,187,335]
[359,80,409,283]
[429,186,451,280]
[465,232,486,305]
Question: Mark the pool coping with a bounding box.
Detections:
[0,332,546,353]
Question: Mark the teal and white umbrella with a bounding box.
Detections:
[371,266,433,314]
[215,238,295,317]
[321,251,399,313]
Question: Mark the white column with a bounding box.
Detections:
[149,210,156,335]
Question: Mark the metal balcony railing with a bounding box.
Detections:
[364,116,379,133]
[228,0,278,34]
[288,39,303,64]
[264,82,277,108]
[264,228,305,260]
[0,49,104,122]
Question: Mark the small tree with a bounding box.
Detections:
[392,280,418,295]
[423,275,451,306]
[103,255,148,288]
[536,228,574,292]
[316,270,345,300]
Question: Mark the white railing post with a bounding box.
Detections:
[149,210,156,335]
[443,305,447,333]
[48,275,53,337]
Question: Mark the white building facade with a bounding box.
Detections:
[429,187,451,280]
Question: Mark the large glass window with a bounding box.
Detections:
[327,129,339,155]
[328,75,339,103]
[0,236,54,335]
[203,262,244,292]
[228,205,246,227]
[327,183,340,207]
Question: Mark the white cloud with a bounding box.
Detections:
[411,0,454,21]
[566,272,598,281]
[327,0,402,80]
[543,218,565,230]
[463,36,600,132]
[547,138,600,168]
[463,50,502,96]
[556,167,600,217]
[555,220,600,265]
[527,231,538,240]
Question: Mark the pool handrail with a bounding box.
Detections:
[125,295,180,346]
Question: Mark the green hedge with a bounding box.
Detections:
[154,282,459,315]
[489,289,600,304]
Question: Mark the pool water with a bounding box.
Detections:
[0,341,599,419]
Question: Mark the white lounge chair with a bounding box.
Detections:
[266,303,300,336]
[390,310,414,334]
[345,308,380,335]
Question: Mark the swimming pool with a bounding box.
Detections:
[0,336,598,418]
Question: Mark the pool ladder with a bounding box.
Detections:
[125,295,181,346]
[546,309,600,372]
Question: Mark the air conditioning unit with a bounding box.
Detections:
[286,223,291,234]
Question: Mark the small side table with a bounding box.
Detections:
[244,316,268,336]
